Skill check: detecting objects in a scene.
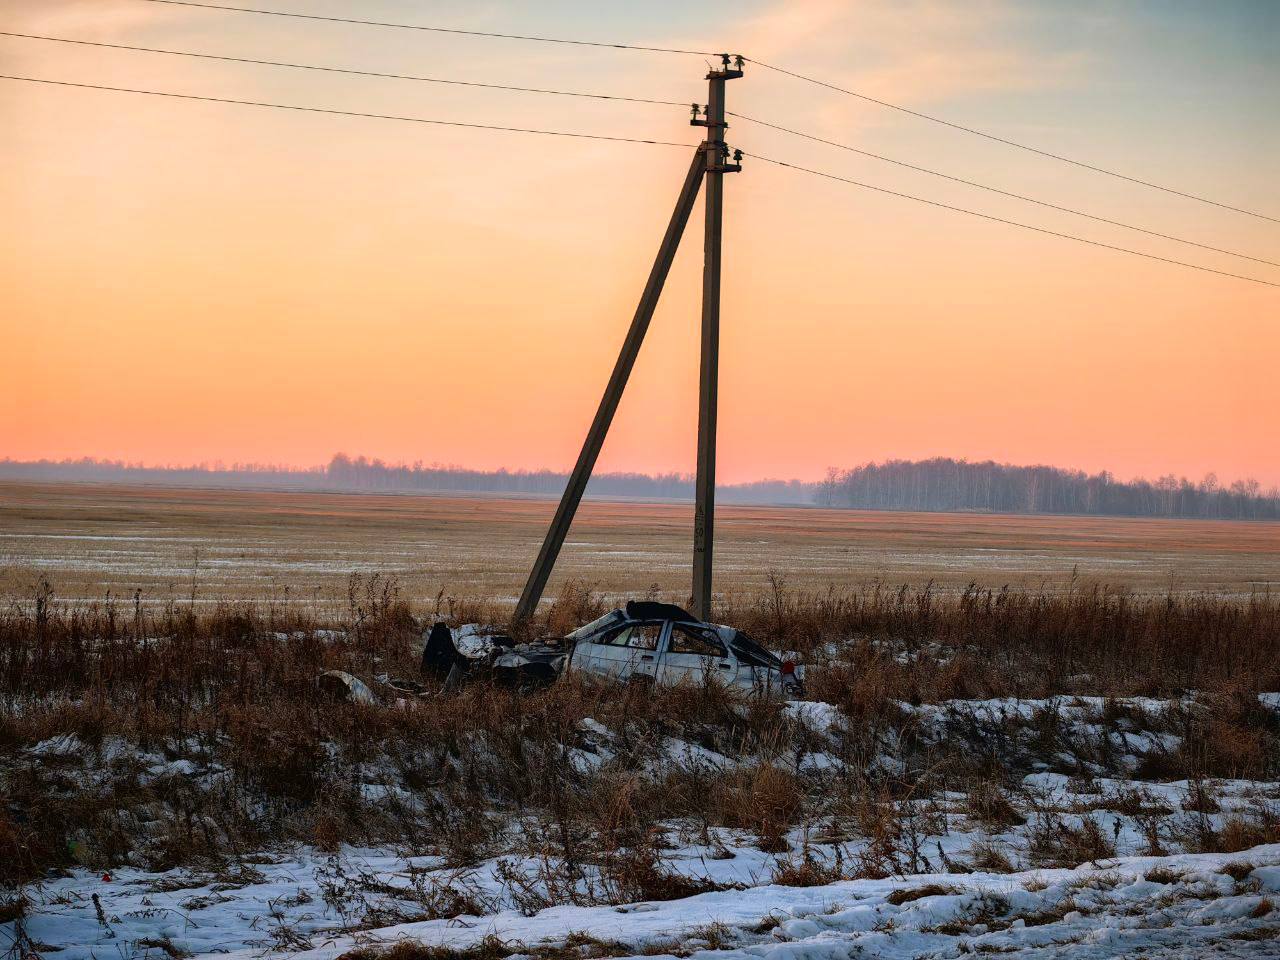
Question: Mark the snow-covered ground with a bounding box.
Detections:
[9,844,1280,958]
[6,687,1279,958]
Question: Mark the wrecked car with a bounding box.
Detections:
[565,601,804,696]
[420,621,566,690]
[424,600,804,697]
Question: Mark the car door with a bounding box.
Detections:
[571,621,664,682]
[657,622,740,689]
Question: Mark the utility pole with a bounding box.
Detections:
[514,59,741,626]
[691,55,743,620]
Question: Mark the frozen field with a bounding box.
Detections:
[2,481,1278,604]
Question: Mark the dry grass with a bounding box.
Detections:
[0,574,1277,885]
[1026,815,1117,868]
[885,884,957,905]
[963,781,1027,831]
[742,581,1280,697]
[335,931,655,960]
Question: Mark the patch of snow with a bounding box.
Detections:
[782,700,842,734]
[27,733,83,757]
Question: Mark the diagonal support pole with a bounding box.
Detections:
[514,147,707,623]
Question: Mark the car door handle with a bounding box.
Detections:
[717,662,732,670]
[640,654,654,662]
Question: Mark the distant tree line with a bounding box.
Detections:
[0,456,811,504]
[3,455,1276,519]
[324,453,812,504]
[0,457,318,488]
[815,458,1280,520]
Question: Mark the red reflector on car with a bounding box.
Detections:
[781,660,795,675]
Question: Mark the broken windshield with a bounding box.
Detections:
[565,610,625,641]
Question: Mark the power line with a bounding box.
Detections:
[0,75,696,146]
[729,112,1279,269]
[138,0,718,56]
[4,78,1269,290]
[744,151,1279,288]
[0,33,687,107]
[12,41,1267,269]
[745,58,1280,226]
[120,4,1275,225]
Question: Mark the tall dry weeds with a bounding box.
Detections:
[0,576,1276,883]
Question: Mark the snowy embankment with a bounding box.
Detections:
[12,846,1280,959]
[6,691,1279,958]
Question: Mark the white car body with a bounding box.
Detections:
[563,602,803,697]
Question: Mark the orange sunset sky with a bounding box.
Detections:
[2,1,1277,485]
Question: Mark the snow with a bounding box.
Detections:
[454,623,498,657]
[782,700,842,734]
[27,733,84,757]
[1253,865,1280,892]
[898,695,1190,724]
[12,846,1278,959]
[8,688,1280,958]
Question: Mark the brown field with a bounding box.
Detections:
[0,480,1277,605]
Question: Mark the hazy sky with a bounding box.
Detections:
[2,0,1277,484]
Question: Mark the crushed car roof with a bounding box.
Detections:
[623,599,696,622]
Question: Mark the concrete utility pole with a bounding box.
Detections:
[691,55,743,620]
[514,59,741,626]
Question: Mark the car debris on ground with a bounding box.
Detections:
[316,669,378,705]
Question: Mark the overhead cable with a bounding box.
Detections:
[729,112,1278,268]
[0,33,687,106]
[137,0,719,56]
[0,75,696,146]
[745,57,1280,225]
[744,151,1279,288]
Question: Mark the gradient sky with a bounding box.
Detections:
[2,0,1277,485]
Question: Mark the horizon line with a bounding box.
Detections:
[2,453,1276,493]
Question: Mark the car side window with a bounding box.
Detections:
[606,623,661,651]
[669,624,727,657]
[596,624,631,647]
